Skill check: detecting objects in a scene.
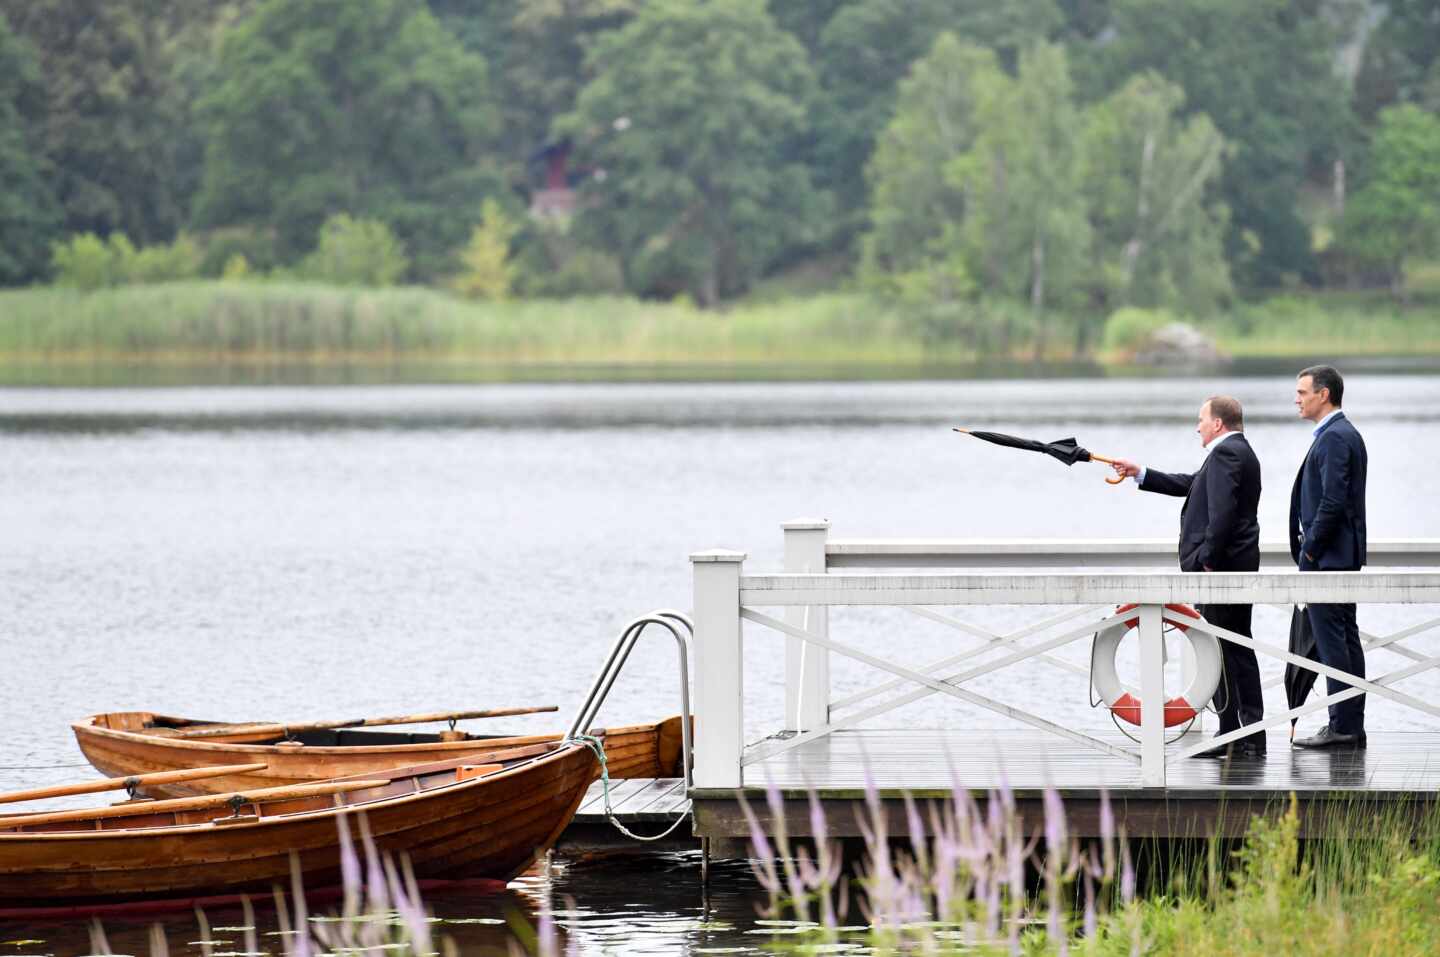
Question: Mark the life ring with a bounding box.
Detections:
[1091,603,1222,727]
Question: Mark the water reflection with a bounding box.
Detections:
[0,853,776,957]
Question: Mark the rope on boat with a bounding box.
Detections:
[568,734,691,843]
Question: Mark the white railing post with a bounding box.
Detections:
[691,549,747,789]
[1138,603,1167,787]
[783,519,830,732]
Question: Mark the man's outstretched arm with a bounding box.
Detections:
[1111,459,1194,497]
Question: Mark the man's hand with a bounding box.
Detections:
[1111,459,1141,479]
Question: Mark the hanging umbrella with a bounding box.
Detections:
[953,428,1126,484]
[1284,604,1323,738]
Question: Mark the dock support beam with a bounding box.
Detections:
[1138,603,1168,787]
[783,520,830,732]
[691,549,746,790]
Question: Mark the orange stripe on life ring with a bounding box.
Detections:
[1110,692,1199,728]
[1117,602,1202,632]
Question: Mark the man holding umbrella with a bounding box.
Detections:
[1110,396,1266,758]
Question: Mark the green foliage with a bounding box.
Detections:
[1082,72,1232,313]
[221,253,251,280]
[1354,0,1440,121]
[127,233,204,284]
[1338,104,1440,293]
[0,1,239,245]
[300,215,409,287]
[51,232,206,289]
[863,35,1000,287]
[50,234,122,290]
[452,199,519,300]
[866,38,1093,354]
[561,0,826,305]
[0,13,59,284]
[430,0,636,180]
[811,0,1062,242]
[1101,306,1175,354]
[521,246,627,299]
[1095,0,1352,289]
[195,0,499,279]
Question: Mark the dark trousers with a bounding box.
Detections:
[1306,601,1365,735]
[1197,603,1264,742]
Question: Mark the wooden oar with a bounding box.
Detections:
[173,705,560,740]
[0,778,392,829]
[0,763,269,806]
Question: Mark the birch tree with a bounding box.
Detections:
[1082,73,1232,313]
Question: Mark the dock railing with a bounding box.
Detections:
[690,522,1440,790]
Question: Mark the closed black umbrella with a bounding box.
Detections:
[1284,604,1323,736]
[953,428,1124,483]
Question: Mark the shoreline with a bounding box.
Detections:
[5,351,1440,388]
[5,280,1440,386]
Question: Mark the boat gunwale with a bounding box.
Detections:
[0,741,593,842]
[72,712,660,756]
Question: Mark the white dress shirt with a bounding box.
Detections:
[1312,409,1341,436]
[1133,429,1241,486]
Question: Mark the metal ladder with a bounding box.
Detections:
[565,608,694,789]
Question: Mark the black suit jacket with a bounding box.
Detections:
[1140,433,1262,573]
[1289,411,1368,570]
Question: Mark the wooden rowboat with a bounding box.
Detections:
[0,742,596,906]
[73,712,685,796]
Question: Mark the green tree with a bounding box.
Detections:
[428,0,636,177]
[0,13,58,284]
[1082,73,1232,313]
[864,39,1093,355]
[1095,0,1352,289]
[452,198,519,300]
[812,0,1062,243]
[767,0,850,53]
[300,215,410,287]
[196,0,498,278]
[0,0,241,245]
[956,42,1091,356]
[862,35,1003,302]
[560,0,826,305]
[1354,1,1440,121]
[1338,104,1440,296]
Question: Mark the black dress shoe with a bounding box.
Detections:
[1292,725,1366,750]
[1192,736,1267,759]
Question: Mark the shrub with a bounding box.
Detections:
[51,233,122,290]
[527,248,627,298]
[198,227,279,277]
[124,233,203,283]
[300,215,409,286]
[221,253,251,280]
[451,199,518,300]
[1102,307,1174,354]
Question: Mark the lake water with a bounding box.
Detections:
[3,375,1440,953]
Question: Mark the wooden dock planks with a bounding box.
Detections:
[688,729,1440,843]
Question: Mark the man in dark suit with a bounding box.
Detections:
[1111,396,1265,758]
[1291,365,1369,749]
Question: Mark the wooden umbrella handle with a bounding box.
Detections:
[1087,453,1129,486]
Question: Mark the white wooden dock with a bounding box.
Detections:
[685,525,1440,845]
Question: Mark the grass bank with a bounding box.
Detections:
[3,280,1440,383]
[741,785,1440,957]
